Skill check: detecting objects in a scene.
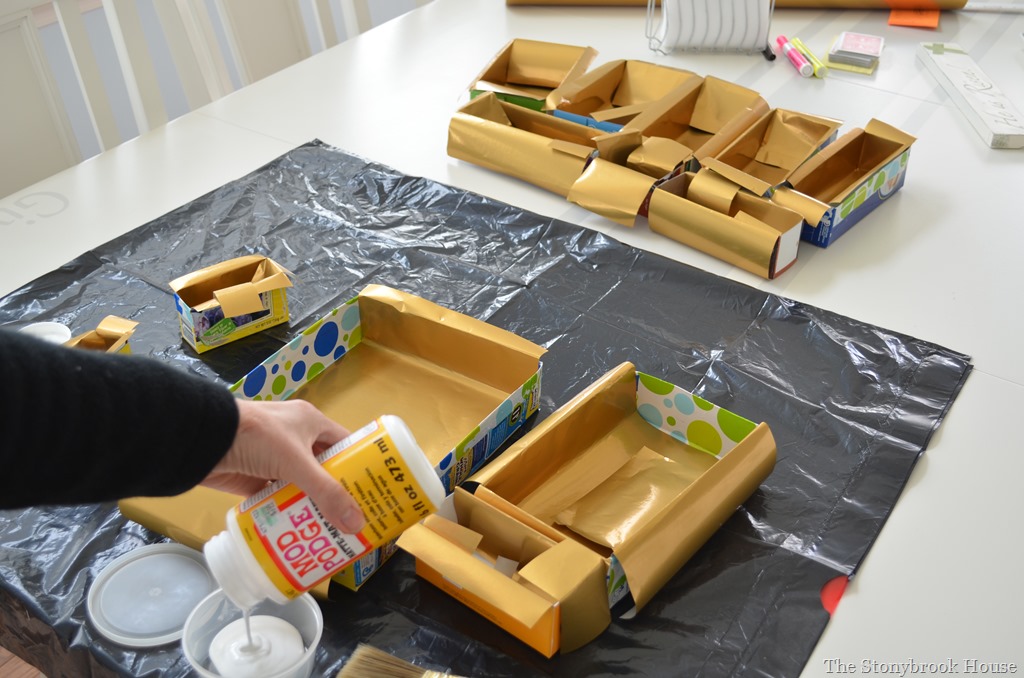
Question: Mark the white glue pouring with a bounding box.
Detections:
[192,416,443,677]
[207,610,304,678]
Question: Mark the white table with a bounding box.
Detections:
[2,1,1022,674]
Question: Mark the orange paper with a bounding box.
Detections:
[888,9,940,28]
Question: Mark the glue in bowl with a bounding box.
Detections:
[182,589,322,678]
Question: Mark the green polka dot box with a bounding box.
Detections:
[401,361,777,654]
[232,283,546,591]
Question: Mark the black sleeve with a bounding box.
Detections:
[0,328,239,507]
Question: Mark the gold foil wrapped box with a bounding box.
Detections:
[399,362,776,656]
[772,118,916,247]
[120,284,546,593]
[471,38,597,110]
[65,315,139,354]
[648,170,804,278]
[168,254,292,354]
[697,108,843,197]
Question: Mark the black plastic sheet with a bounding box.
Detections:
[0,141,971,677]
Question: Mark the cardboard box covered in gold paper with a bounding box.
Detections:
[647,170,804,279]
[449,91,606,197]
[120,284,546,593]
[65,315,139,353]
[398,362,776,656]
[168,254,292,354]
[697,108,842,197]
[471,38,597,110]
[771,118,916,247]
[547,59,700,125]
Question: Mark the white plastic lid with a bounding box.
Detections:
[87,543,217,647]
[18,321,72,344]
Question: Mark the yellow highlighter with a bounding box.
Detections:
[791,37,828,78]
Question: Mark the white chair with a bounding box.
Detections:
[1,0,215,198]
[1,0,95,198]
[0,0,431,199]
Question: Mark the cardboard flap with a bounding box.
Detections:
[517,538,611,652]
[548,139,596,160]
[549,59,625,113]
[590,101,648,124]
[170,255,291,314]
[626,137,692,178]
[472,486,568,544]
[95,315,139,339]
[214,270,292,317]
[688,169,740,214]
[462,91,514,125]
[397,522,556,629]
[169,253,256,294]
[473,80,551,101]
[421,513,482,553]
[567,159,655,228]
[622,78,702,134]
[698,156,772,197]
[593,129,642,165]
[864,118,917,147]
[612,424,777,610]
[771,186,830,225]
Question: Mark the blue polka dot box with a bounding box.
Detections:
[231,283,546,591]
[401,361,776,652]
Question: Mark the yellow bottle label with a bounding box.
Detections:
[233,418,438,598]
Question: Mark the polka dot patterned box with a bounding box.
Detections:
[232,283,546,591]
[401,361,776,654]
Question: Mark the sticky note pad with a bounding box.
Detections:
[889,10,940,29]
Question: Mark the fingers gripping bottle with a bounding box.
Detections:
[204,415,445,609]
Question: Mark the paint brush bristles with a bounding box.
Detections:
[336,644,462,678]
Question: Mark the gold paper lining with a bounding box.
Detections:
[555,447,701,550]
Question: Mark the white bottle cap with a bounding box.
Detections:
[204,519,288,610]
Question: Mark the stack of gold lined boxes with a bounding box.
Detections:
[450,38,916,279]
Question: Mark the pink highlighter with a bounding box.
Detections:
[776,35,814,78]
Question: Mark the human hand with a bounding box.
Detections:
[203,399,367,533]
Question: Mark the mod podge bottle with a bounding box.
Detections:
[204,415,445,609]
